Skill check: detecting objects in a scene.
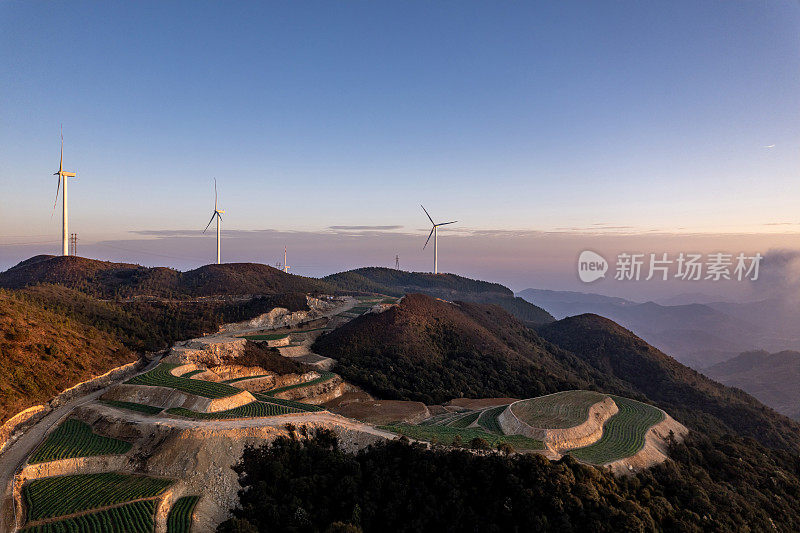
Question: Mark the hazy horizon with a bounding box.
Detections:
[2,1,799,302]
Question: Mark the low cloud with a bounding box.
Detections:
[750,249,800,299]
[328,225,403,231]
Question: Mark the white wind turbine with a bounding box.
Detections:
[421,205,456,274]
[53,126,77,256]
[203,179,225,264]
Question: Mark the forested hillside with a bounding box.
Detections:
[0,255,333,298]
[0,289,136,424]
[313,294,626,404]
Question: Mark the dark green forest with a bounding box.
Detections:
[219,429,800,533]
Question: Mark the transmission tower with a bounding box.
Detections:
[69,233,77,256]
[395,255,400,270]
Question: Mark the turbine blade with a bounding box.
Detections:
[203,212,216,233]
[423,226,434,249]
[214,178,218,209]
[437,221,457,226]
[52,176,61,212]
[421,204,435,225]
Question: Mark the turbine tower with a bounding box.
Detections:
[421,205,456,274]
[203,179,225,264]
[53,127,77,256]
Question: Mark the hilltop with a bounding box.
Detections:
[537,314,800,451]
[0,255,334,298]
[315,295,800,452]
[705,350,800,420]
[313,294,622,404]
[325,267,554,325]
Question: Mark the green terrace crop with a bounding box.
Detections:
[166,401,302,419]
[511,391,609,429]
[29,419,132,464]
[222,374,271,384]
[23,473,173,521]
[476,405,508,434]
[100,400,164,415]
[126,363,241,398]
[21,500,156,533]
[381,424,543,451]
[167,495,200,533]
[448,411,480,428]
[179,369,205,378]
[241,333,289,341]
[251,393,325,412]
[262,371,335,396]
[569,396,665,465]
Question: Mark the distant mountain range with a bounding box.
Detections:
[705,350,800,420]
[517,288,800,369]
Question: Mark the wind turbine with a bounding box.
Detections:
[421,205,456,274]
[203,179,225,264]
[53,126,77,256]
[282,246,290,273]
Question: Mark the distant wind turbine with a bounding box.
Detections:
[283,246,290,273]
[203,179,225,264]
[53,126,77,256]
[421,205,456,274]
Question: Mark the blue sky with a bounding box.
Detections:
[1,1,799,295]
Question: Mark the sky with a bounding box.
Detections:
[1,1,799,299]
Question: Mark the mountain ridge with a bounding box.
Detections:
[325,267,554,325]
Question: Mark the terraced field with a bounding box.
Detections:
[569,396,665,465]
[448,411,480,428]
[167,495,200,533]
[476,405,508,434]
[29,419,132,464]
[23,473,173,521]
[263,371,335,396]
[222,374,271,384]
[251,393,325,412]
[381,424,543,450]
[510,390,610,429]
[126,363,241,398]
[167,401,302,419]
[100,400,164,415]
[21,500,156,533]
[179,369,205,378]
